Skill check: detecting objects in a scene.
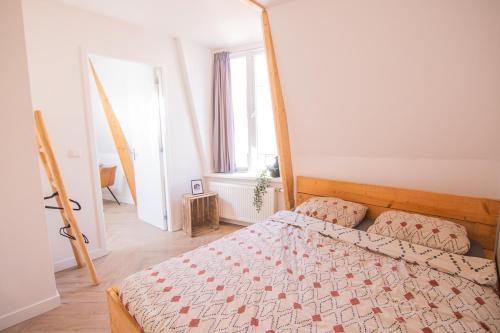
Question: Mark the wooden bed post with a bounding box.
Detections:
[107,287,143,333]
[245,0,295,209]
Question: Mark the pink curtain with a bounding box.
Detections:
[212,52,235,173]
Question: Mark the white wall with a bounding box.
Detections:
[22,0,203,271]
[177,40,213,174]
[269,0,500,198]
[0,0,59,329]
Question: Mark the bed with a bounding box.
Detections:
[107,176,500,332]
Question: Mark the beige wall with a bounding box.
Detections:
[269,0,500,198]
[0,0,59,329]
[21,0,203,270]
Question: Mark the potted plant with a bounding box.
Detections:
[267,156,280,178]
[253,170,271,213]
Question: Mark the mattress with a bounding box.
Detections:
[120,211,500,333]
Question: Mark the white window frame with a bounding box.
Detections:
[230,48,271,173]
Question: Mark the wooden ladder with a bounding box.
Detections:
[34,110,99,285]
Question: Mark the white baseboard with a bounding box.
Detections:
[0,292,60,330]
[220,217,252,227]
[53,247,108,272]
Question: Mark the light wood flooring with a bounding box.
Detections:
[3,202,242,333]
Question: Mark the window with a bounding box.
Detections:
[230,50,277,173]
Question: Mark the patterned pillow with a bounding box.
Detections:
[294,197,367,228]
[367,211,470,254]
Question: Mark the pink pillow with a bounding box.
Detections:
[367,211,470,254]
[295,197,367,228]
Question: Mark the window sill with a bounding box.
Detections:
[205,172,282,184]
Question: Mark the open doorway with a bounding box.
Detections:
[87,54,169,233]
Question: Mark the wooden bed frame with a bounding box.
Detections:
[106,176,500,333]
[296,176,500,259]
[107,287,144,333]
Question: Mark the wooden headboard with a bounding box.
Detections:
[296,176,500,259]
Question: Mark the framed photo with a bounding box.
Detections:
[191,179,204,195]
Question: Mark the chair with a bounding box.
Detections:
[99,166,120,205]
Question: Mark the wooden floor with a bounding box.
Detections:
[3,202,242,333]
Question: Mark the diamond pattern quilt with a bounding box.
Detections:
[120,211,500,332]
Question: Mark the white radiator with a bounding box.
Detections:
[208,181,277,224]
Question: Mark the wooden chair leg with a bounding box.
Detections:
[107,187,121,205]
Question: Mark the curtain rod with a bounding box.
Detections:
[212,44,264,55]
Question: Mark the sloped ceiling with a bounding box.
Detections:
[56,0,295,48]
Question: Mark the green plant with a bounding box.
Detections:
[253,170,271,213]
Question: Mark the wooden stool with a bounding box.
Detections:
[182,192,219,237]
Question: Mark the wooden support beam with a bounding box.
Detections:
[261,9,295,209]
[89,60,137,204]
[243,0,266,10]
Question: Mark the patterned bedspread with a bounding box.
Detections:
[120,211,500,332]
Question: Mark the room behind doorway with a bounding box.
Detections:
[88,55,169,231]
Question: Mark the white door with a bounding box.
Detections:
[90,55,167,230]
[128,64,167,230]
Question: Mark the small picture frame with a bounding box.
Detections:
[191,179,204,195]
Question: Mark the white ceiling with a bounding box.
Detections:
[57,0,295,48]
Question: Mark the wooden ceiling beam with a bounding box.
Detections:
[241,0,296,208]
[242,0,266,10]
[260,9,295,209]
[243,0,295,209]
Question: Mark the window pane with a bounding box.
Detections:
[230,56,248,170]
[254,53,277,170]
